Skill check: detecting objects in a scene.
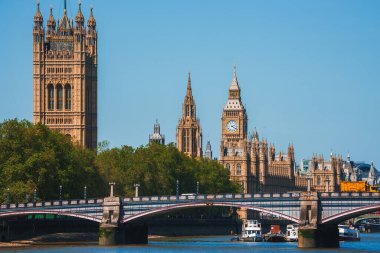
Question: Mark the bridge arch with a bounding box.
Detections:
[322,204,380,225]
[0,210,101,223]
[123,202,300,223]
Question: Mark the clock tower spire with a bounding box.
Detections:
[220,66,250,219]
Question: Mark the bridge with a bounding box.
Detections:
[0,189,380,248]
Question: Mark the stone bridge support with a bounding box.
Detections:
[99,184,148,246]
[298,192,339,248]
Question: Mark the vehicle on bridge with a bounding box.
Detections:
[340,181,380,193]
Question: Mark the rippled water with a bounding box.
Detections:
[1,233,380,253]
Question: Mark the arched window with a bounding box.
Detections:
[317,175,321,185]
[226,163,230,172]
[57,84,63,110]
[65,84,71,110]
[236,164,241,176]
[48,84,54,110]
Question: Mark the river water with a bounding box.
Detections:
[1,233,380,253]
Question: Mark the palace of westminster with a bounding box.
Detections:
[33,2,378,205]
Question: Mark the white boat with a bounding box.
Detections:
[338,225,360,241]
[240,220,264,242]
[286,224,299,242]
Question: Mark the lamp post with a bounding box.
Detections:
[84,185,87,200]
[6,188,10,206]
[59,185,62,202]
[109,182,116,197]
[25,194,29,204]
[34,189,37,203]
[134,184,140,197]
[196,181,199,195]
[176,179,179,199]
[307,172,312,192]
[325,177,330,193]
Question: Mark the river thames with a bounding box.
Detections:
[1,233,380,253]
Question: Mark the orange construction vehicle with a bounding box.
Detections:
[340,181,380,193]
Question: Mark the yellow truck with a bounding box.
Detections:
[340,181,380,193]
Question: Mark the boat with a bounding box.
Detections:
[286,224,299,242]
[264,225,287,242]
[240,220,264,242]
[338,225,360,241]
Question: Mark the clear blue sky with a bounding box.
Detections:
[0,0,379,167]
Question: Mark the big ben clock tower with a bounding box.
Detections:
[220,66,251,200]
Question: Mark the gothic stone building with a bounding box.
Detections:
[219,67,346,218]
[33,2,97,148]
[176,73,202,158]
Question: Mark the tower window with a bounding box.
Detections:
[236,164,242,176]
[48,84,54,110]
[317,175,321,185]
[57,84,63,110]
[65,84,71,110]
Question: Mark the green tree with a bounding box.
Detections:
[0,119,106,202]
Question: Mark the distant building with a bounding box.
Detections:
[149,120,165,145]
[205,141,212,159]
[176,73,202,158]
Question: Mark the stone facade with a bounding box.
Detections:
[176,73,202,158]
[219,66,347,203]
[33,2,97,149]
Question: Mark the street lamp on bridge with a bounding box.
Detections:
[109,182,116,197]
[6,188,10,206]
[196,181,199,195]
[84,185,87,200]
[34,189,37,203]
[176,179,179,199]
[134,184,140,197]
[307,171,312,192]
[59,185,62,202]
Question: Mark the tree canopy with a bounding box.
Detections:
[0,119,239,204]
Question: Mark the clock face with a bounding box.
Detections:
[226,120,238,133]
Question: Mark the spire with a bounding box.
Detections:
[87,7,97,29]
[58,0,72,34]
[187,72,192,96]
[47,7,56,30]
[347,153,351,162]
[34,1,43,25]
[63,0,67,15]
[76,2,84,27]
[230,64,240,91]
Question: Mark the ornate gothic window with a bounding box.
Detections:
[226,163,230,172]
[317,175,321,185]
[48,84,54,110]
[236,164,242,176]
[57,84,63,110]
[65,84,71,110]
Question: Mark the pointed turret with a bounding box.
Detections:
[182,72,196,118]
[76,2,85,28]
[46,7,56,36]
[228,65,241,99]
[186,72,193,97]
[177,72,202,158]
[87,7,96,30]
[58,0,72,36]
[34,2,43,29]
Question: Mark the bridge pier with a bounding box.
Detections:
[298,192,339,248]
[99,193,148,246]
